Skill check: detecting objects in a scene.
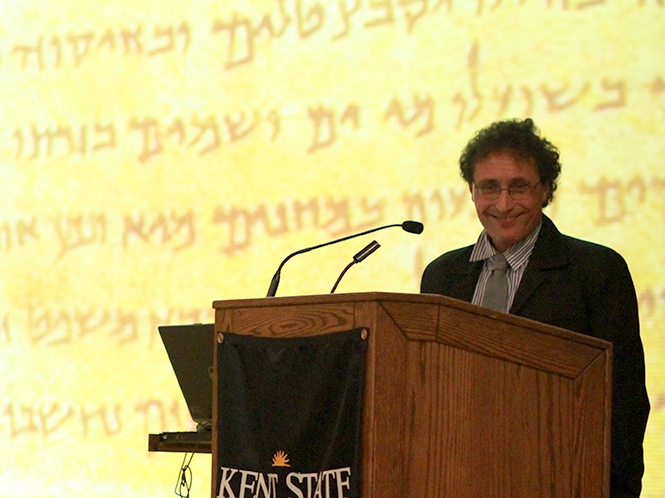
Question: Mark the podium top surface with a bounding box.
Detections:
[212,292,611,353]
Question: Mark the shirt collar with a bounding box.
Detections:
[470,221,542,269]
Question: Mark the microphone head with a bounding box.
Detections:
[401,221,424,234]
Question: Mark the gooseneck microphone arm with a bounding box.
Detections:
[266,220,423,297]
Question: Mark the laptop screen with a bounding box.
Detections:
[158,323,214,428]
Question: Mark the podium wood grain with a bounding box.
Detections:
[212,292,611,498]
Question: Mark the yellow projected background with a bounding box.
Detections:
[1,0,664,496]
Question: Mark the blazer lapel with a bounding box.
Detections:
[446,246,484,302]
[510,215,568,315]
[455,260,484,302]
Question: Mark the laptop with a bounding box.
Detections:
[158,323,215,433]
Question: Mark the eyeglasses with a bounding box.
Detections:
[473,180,542,200]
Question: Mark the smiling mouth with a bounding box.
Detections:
[492,213,523,221]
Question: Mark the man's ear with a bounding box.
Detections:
[540,181,551,208]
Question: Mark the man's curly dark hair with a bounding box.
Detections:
[459,118,561,207]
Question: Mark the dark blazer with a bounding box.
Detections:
[421,215,650,498]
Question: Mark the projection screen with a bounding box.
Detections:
[1,0,663,496]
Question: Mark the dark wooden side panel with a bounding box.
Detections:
[360,303,409,498]
[211,309,231,498]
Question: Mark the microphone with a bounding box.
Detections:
[266,220,424,297]
[330,240,381,294]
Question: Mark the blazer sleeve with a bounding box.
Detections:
[581,248,649,498]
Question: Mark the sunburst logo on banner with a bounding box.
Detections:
[272,450,291,467]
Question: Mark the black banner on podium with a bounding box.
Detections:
[216,328,368,498]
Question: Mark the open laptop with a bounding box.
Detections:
[158,323,214,436]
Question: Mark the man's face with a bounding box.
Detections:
[470,150,550,253]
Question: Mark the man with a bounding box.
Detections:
[421,118,649,497]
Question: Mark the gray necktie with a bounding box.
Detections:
[481,253,509,312]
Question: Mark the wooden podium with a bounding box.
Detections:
[210,292,611,498]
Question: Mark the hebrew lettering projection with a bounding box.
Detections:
[1,1,664,497]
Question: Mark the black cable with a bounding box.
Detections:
[174,451,194,498]
[173,428,207,498]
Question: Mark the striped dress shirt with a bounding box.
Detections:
[470,222,542,312]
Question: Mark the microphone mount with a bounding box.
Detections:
[330,240,381,294]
